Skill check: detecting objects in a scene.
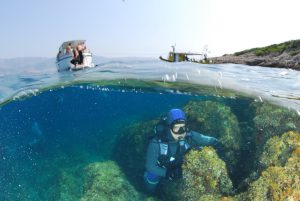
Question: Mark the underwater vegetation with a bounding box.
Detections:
[113,120,159,190]
[251,102,300,163]
[250,131,300,200]
[58,164,86,201]
[223,131,300,201]
[183,100,241,173]
[182,147,233,201]
[259,131,300,168]
[80,161,141,201]
[55,160,144,201]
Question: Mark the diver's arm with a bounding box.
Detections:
[190,131,218,146]
[145,141,167,177]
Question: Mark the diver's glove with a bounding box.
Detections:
[165,167,182,180]
[210,137,219,145]
[212,138,225,157]
[158,156,177,169]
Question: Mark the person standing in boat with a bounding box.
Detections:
[66,43,72,54]
[76,43,84,65]
[70,48,79,66]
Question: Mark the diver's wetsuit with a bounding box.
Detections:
[144,130,218,192]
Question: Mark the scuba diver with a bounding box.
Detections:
[144,108,220,193]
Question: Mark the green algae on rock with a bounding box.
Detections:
[182,147,233,200]
[80,161,141,201]
[244,161,300,200]
[221,131,300,201]
[252,102,300,158]
[259,131,300,168]
[113,100,300,201]
[57,166,86,201]
[183,100,241,171]
[113,120,159,189]
[240,131,300,201]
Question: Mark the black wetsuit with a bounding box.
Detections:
[78,51,83,64]
[70,50,83,65]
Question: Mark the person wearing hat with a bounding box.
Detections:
[144,108,219,193]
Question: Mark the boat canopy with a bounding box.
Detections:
[172,52,203,56]
[58,40,86,50]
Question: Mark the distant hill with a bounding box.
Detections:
[212,39,300,70]
[0,57,56,75]
[234,40,300,57]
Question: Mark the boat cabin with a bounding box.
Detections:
[57,40,86,58]
[160,46,205,63]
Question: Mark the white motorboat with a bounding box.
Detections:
[56,40,95,72]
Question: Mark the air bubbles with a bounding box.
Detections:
[279,71,288,76]
[12,89,40,101]
[185,73,189,80]
[165,74,170,81]
[197,69,201,75]
[218,72,223,79]
[103,88,110,91]
[162,73,178,82]
[254,96,263,102]
[172,74,176,82]
[217,79,223,89]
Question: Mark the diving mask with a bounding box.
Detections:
[171,123,186,135]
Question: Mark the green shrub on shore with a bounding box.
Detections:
[234,39,300,56]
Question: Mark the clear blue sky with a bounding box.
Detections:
[0,0,299,58]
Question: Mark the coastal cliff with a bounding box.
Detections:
[212,39,300,70]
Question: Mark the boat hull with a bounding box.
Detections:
[56,52,94,72]
[159,56,173,62]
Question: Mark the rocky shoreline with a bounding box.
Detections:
[210,39,300,70]
[211,52,300,70]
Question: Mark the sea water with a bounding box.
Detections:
[0,59,300,200]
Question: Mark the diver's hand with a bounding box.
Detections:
[165,167,182,180]
[210,137,219,145]
[165,168,173,179]
[213,139,225,156]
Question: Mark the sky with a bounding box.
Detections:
[0,0,299,58]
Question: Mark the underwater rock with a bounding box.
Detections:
[58,167,85,201]
[259,131,300,168]
[183,100,241,171]
[113,120,159,188]
[222,131,300,200]
[80,161,141,201]
[181,147,233,200]
[243,160,300,200]
[252,102,300,158]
